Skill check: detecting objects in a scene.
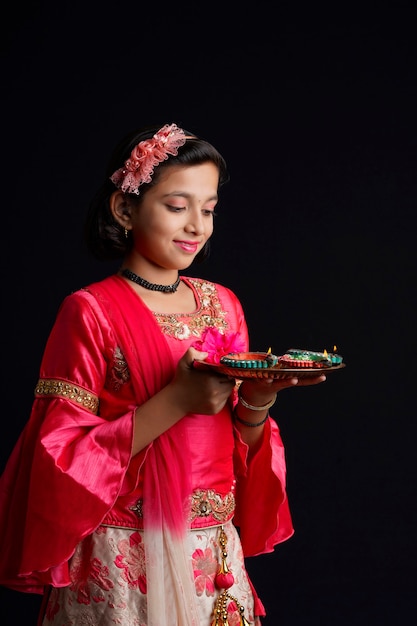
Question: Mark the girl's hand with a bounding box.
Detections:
[170,347,235,416]
[238,372,326,407]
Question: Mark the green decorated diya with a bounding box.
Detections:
[219,348,343,371]
[278,348,343,368]
[220,351,279,369]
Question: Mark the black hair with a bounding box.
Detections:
[84,124,229,261]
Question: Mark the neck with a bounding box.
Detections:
[121,268,181,294]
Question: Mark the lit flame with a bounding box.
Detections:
[323,349,328,357]
[267,347,272,355]
[333,345,337,352]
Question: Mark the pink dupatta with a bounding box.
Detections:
[87,275,199,625]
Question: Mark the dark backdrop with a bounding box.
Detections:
[1,4,416,625]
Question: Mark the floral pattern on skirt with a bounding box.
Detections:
[40,520,261,625]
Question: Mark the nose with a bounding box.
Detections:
[184,209,204,235]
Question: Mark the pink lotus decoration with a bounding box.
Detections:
[192,328,245,364]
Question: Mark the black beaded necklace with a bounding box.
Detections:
[121,268,181,293]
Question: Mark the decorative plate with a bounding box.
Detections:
[192,360,345,379]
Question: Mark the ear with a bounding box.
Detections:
[109,190,133,229]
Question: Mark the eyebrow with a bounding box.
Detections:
[162,191,219,202]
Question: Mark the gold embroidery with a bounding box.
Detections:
[130,489,235,524]
[107,346,130,391]
[153,278,229,340]
[189,489,235,522]
[130,499,143,517]
[35,379,99,414]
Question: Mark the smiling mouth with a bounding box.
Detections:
[175,241,200,253]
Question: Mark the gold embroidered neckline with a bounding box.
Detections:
[152,278,229,340]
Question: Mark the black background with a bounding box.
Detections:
[1,3,416,624]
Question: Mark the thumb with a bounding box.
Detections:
[186,346,209,364]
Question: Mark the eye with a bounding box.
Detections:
[202,209,217,217]
[167,205,186,212]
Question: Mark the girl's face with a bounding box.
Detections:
[128,162,219,271]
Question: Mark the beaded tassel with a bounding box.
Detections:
[211,526,251,626]
[211,590,252,626]
[214,526,235,590]
[211,590,230,626]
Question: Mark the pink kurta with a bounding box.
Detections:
[0,275,293,624]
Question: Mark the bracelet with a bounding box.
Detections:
[238,388,277,412]
[233,412,269,428]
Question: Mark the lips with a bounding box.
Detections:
[174,240,200,253]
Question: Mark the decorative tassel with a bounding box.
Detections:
[211,526,251,625]
[211,591,230,626]
[215,526,235,590]
[238,605,251,626]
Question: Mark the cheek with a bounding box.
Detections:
[132,230,156,254]
[206,220,215,237]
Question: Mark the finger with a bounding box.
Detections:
[297,375,327,385]
[188,350,209,369]
[188,346,209,361]
[273,377,298,387]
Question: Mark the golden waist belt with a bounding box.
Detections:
[102,488,236,531]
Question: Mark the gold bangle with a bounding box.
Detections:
[237,388,277,412]
[234,412,269,427]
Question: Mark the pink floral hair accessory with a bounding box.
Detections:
[191,327,246,364]
[110,123,188,195]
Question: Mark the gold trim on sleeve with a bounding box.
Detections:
[34,378,99,414]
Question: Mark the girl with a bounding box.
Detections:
[0,123,326,625]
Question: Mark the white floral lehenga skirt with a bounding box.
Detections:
[40,519,261,626]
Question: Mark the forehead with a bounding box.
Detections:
[153,162,220,196]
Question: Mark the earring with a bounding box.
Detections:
[124,228,129,239]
